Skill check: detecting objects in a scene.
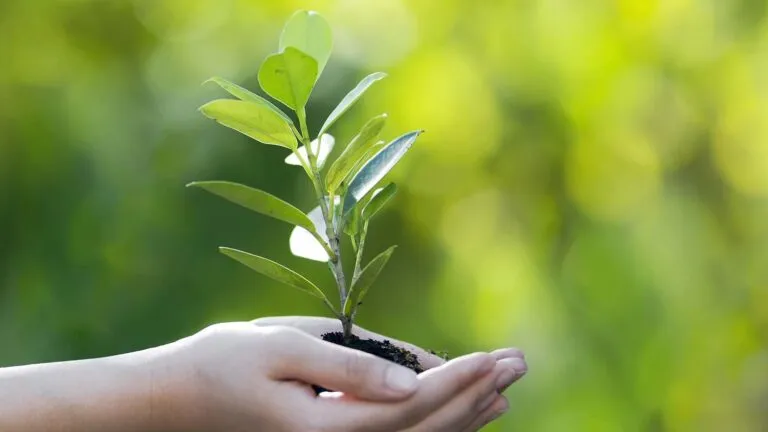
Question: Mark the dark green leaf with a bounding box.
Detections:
[344,246,396,315]
[199,99,297,149]
[343,131,422,216]
[187,181,315,231]
[279,10,332,76]
[326,114,387,193]
[219,247,327,299]
[204,76,294,126]
[344,140,385,188]
[319,72,386,136]
[363,183,397,220]
[258,47,318,110]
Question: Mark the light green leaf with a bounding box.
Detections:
[220,247,327,299]
[326,114,387,193]
[319,72,387,136]
[279,10,332,76]
[187,181,315,231]
[343,131,422,216]
[344,246,397,315]
[199,99,297,149]
[285,134,335,168]
[258,47,318,110]
[343,204,360,237]
[363,183,397,220]
[204,76,294,126]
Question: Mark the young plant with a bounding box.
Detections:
[188,10,421,343]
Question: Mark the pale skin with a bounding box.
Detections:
[0,316,527,431]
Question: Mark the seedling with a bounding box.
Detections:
[188,11,421,344]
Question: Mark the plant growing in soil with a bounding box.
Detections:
[188,10,423,370]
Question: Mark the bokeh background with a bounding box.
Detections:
[2,0,767,430]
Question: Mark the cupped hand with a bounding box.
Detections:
[252,316,527,431]
[164,317,526,431]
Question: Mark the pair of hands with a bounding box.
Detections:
[161,316,527,431]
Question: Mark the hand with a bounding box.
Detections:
[251,316,528,431]
[162,317,526,431]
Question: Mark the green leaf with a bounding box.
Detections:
[199,99,297,149]
[363,183,397,220]
[319,72,387,136]
[344,140,385,188]
[203,76,295,126]
[219,247,327,299]
[344,246,397,315]
[187,181,315,231]
[344,204,360,237]
[258,47,318,111]
[343,130,422,216]
[279,10,332,76]
[326,114,387,193]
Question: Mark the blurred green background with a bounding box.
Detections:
[2,0,767,430]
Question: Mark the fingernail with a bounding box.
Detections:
[478,392,498,412]
[385,366,418,393]
[482,399,509,427]
[492,348,525,360]
[507,357,527,375]
[495,369,517,391]
[490,404,508,421]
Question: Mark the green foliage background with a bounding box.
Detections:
[1,1,767,430]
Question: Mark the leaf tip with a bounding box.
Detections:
[197,102,212,115]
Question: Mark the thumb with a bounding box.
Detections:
[270,327,419,401]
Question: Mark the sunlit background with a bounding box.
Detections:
[2,0,767,430]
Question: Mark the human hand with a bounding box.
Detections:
[158,317,526,431]
[251,316,527,431]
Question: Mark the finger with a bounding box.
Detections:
[462,395,509,432]
[495,356,527,393]
[404,359,514,432]
[491,347,525,361]
[252,316,446,369]
[265,326,420,401]
[316,352,496,431]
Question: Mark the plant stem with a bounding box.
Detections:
[297,109,312,157]
[291,147,314,182]
[297,106,351,341]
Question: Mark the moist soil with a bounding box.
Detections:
[314,332,424,394]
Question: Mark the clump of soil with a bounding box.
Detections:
[314,332,424,394]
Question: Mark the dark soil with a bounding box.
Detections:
[314,332,424,394]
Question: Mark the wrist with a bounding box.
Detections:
[137,339,209,431]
